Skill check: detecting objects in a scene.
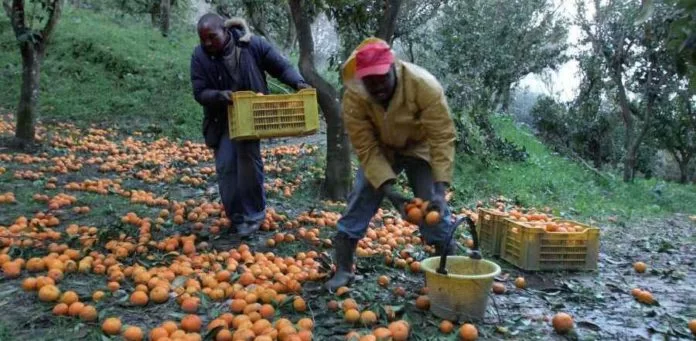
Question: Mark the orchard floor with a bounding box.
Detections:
[0,114,694,341]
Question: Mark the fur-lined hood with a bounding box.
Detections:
[224,17,252,43]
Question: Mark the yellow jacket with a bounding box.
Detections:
[340,38,456,189]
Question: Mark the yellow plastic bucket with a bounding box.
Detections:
[421,256,501,322]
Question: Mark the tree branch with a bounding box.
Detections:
[40,0,63,46]
[6,0,26,39]
[376,0,403,43]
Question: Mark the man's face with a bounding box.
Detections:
[198,24,227,55]
[362,66,396,104]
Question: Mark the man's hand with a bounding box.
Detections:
[296,82,312,90]
[221,90,233,103]
[381,182,410,217]
[428,182,449,222]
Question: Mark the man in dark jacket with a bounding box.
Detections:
[190,13,309,238]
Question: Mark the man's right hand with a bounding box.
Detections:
[381,182,410,217]
[221,90,233,103]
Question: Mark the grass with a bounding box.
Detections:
[452,115,696,220]
[0,8,307,140]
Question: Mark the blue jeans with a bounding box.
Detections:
[337,155,453,247]
[214,133,266,225]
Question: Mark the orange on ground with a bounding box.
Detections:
[360,310,377,326]
[492,282,506,294]
[378,275,390,287]
[52,303,69,316]
[552,312,574,334]
[344,309,360,323]
[181,314,202,332]
[514,277,526,289]
[130,291,149,306]
[415,295,430,310]
[102,317,122,335]
[373,327,392,340]
[388,321,410,341]
[459,323,478,341]
[439,320,454,334]
[79,305,97,321]
[123,326,144,341]
[633,261,647,273]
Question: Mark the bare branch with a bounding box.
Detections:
[39,0,62,46]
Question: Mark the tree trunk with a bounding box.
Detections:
[282,2,296,52]
[675,153,691,184]
[15,43,41,144]
[500,83,512,112]
[150,1,160,27]
[289,0,352,200]
[376,0,403,43]
[159,0,171,37]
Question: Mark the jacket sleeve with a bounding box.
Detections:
[190,52,227,106]
[417,78,456,185]
[256,37,305,90]
[342,91,396,189]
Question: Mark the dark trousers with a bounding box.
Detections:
[213,132,266,225]
[336,155,453,246]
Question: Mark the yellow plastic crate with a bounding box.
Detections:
[227,89,319,140]
[500,219,600,271]
[476,208,509,256]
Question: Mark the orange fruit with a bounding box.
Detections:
[230,298,247,313]
[181,298,199,313]
[293,297,307,312]
[327,300,339,311]
[79,305,97,321]
[378,276,390,287]
[102,317,122,335]
[688,319,696,336]
[409,261,421,273]
[181,314,202,332]
[130,291,149,306]
[259,304,275,319]
[388,321,409,341]
[22,277,37,291]
[636,290,654,304]
[359,335,376,341]
[407,208,423,224]
[459,323,478,340]
[215,329,233,341]
[345,331,361,340]
[297,330,312,341]
[415,296,430,310]
[439,320,454,334]
[491,282,506,294]
[359,311,377,326]
[150,286,169,304]
[336,286,350,296]
[38,284,61,302]
[297,317,314,330]
[123,326,143,341]
[344,309,360,323]
[53,303,69,316]
[425,211,440,225]
[92,290,105,301]
[514,277,526,289]
[149,327,169,340]
[633,262,647,273]
[162,320,179,334]
[552,312,574,334]
[342,299,358,311]
[2,261,21,278]
[68,302,85,316]
[373,327,392,340]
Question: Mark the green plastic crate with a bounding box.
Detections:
[228,89,319,140]
[500,219,600,271]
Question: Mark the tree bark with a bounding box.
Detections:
[150,1,160,27]
[5,0,62,147]
[289,0,352,200]
[159,0,171,37]
[281,2,296,52]
[15,43,41,144]
[376,0,403,43]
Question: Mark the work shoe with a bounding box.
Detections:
[324,232,358,292]
[237,221,260,239]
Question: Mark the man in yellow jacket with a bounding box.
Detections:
[325,38,457,291]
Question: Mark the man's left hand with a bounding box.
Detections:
[296,82,312,90]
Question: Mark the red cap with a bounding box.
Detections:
[355,42,395,79]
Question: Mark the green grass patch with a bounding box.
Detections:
[452,115,696,220]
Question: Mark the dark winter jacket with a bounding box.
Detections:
[190,18,305,147]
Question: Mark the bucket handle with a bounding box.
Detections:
[437,215,481,275]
